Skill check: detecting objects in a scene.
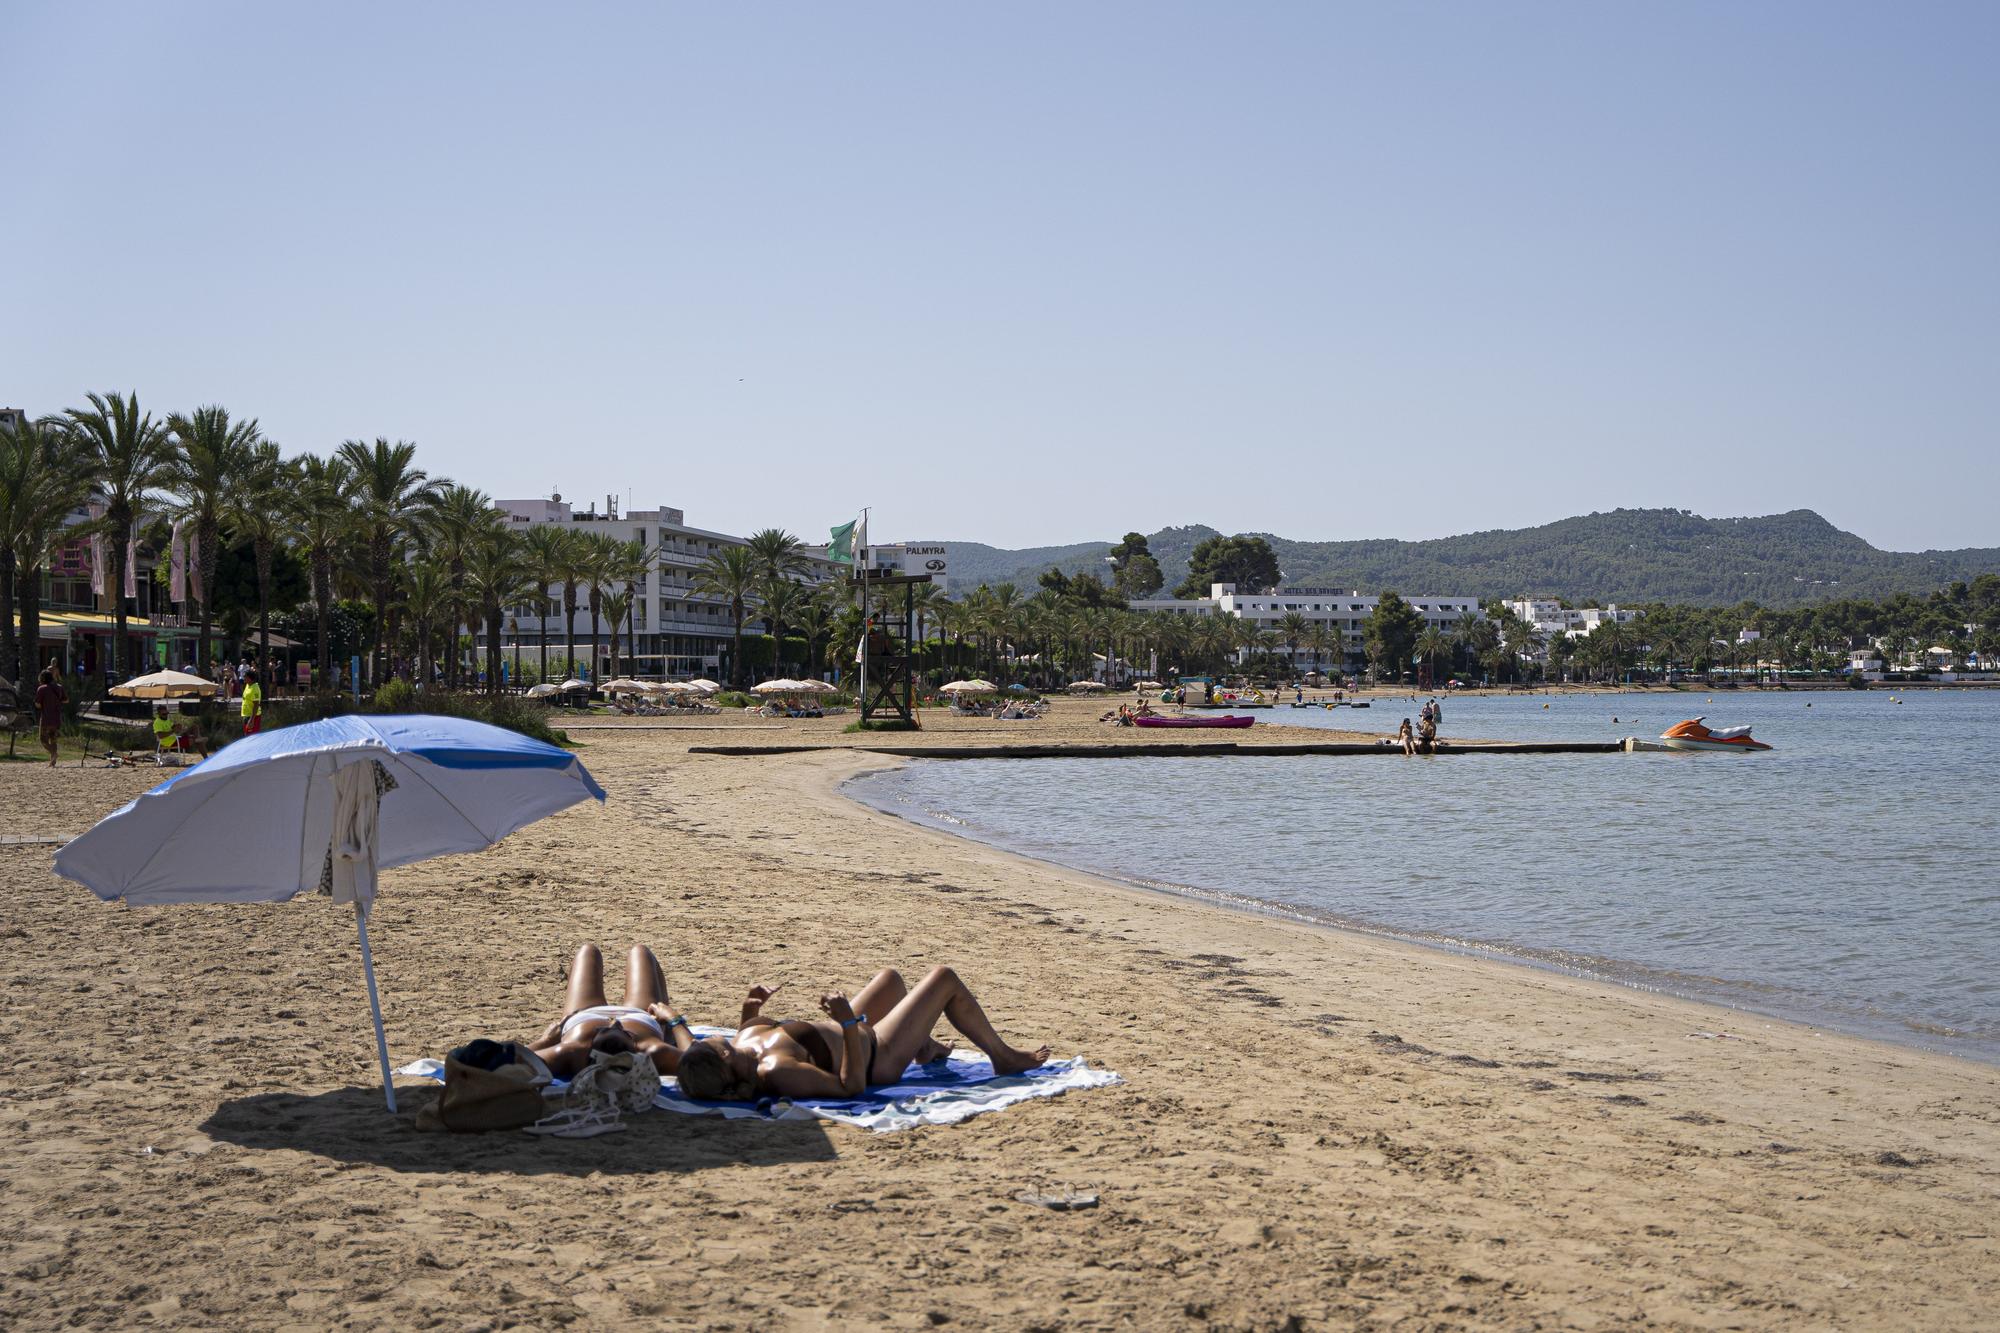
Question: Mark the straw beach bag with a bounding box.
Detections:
[416,1040,554,1132]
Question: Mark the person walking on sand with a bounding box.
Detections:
[240,668,264,735]
[34,667,67,766]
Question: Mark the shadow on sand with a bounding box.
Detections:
[202,1085,839,1174]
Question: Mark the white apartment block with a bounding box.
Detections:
[494,494,832,677]
[1131,584,1484,666]
[1501,598,1639,638]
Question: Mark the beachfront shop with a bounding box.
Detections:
[20,612,200,680]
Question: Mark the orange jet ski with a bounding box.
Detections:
[1660,717,1772,753]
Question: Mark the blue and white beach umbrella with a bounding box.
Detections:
[54,715,606,1111]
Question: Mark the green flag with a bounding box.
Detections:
[828,519,858,566]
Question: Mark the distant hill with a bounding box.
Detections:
[921,509,2000,608]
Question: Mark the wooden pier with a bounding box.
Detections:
[689,739,1637,760]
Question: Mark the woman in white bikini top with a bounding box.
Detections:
[528,944,698,1078]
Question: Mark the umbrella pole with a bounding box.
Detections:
[355,902,397,1113]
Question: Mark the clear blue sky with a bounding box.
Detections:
[4,3,1995,553]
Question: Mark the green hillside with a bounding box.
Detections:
[925,509,2000,608]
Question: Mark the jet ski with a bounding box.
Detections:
[1659,717,1772,752]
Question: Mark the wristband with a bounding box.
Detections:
[668,1016,690,1030]
[841,1013,867,1028]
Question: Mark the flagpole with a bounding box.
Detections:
[856,507,870,714]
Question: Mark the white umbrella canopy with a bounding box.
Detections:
[556,678,591,692]
[1067,680,1109,692]
[1133,680,1165,690]
[686,679,722,694]
[647,681,689,694]
[938,679,997,695]
[792,679,835,694]
[599,678,648,694]
[751,679,802,695]
[109,669,222,700]
[53,715,606,1112]
[524,682,561,699]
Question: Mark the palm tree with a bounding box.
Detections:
[601,589,631,678]
[289,453,353,690]
[422,484,499,689]
[402,558,452,690]
[463,527,534,692]
[693,545,758,688]
[519,524,569,684]
[1277,612,1311,677]
[64,392,173,679]
[758,578,810,678]
[1415,626,1452,685]
[606,538,652,677]
[164,405,262,672]
[577,532,623,680]
[796,585,835,678]
[226,441,289,681]
[336,438,433,687]
[551,526,589,681]
[0,415,93,686]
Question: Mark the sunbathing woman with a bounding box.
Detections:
[674,966,1051,1101]
[528,944,698,1078]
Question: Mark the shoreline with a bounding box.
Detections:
[831,752,1997,1080]
[6,721,1998,1328]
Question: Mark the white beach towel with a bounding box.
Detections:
[398,1027,1121,1134]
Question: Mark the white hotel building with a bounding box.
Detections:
[1130,584,1484,669]
[494,494,833,677]
[1499,597,1639,660]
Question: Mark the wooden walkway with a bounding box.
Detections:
[689,740,1633,760]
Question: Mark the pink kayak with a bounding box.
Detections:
[1131,714,1255,729]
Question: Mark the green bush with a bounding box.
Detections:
[713,691,755,709]
[373,678,416,711]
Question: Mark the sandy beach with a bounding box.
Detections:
[3,700,1997,1330]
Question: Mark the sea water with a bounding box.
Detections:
[849,689,2000,1063]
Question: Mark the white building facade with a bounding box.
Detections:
[494,494,832,677]
[1500,598,1639,659]
[1131,584,1484,668]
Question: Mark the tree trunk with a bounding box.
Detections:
[487,604,503,694]
[731,601,745,688]
[539,601,549,683]
[196,515,219,673]
[254,536,273,687]
[110,515,133,682]
[313,553,333,691]
[18,560,42,687]
[563,590,577,679]
[0,545,17,687]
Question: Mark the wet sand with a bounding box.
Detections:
[2,700,1996,1329]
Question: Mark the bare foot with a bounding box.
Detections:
[991,1045,1051,1076]
[918,1038,955,1064]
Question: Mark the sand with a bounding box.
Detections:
[2,698,1996,1329]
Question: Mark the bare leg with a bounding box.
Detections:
[563,944,608,1017]
[869,966,1047,1082]
[852,969,951,1067]
[624,945,670,1010]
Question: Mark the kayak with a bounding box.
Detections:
[1132,714,1255,729]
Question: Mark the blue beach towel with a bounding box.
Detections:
[398,1027,1121,1134]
